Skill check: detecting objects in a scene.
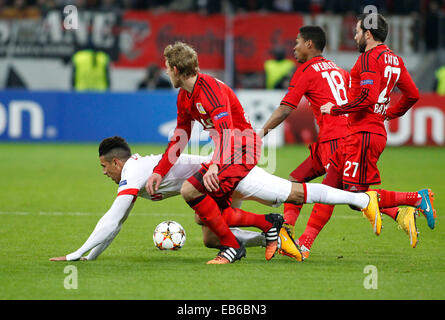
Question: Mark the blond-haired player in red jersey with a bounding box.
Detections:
[144,42,289,264]
[320,13,436,252]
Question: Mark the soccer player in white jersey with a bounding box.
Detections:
[50,136,381,262]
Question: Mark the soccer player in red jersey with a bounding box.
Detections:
[320,13,436,251]
[261,25,352,251]
[144,42,285,264]
[262,23,436,259]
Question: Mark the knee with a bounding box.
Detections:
[181,181,198,202]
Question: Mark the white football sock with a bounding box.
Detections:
[230,228,265,247]
[305,183,369,209]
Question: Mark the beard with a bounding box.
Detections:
[357,36,367,53]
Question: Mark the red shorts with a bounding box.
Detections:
[188,162,256,209]
[290,138,344,182]
[329,132,386,191]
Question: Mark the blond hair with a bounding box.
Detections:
[164,42,199,77]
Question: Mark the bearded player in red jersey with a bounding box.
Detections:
[262,24,436,260]
[144,42,288,264]
[319,13,436,253]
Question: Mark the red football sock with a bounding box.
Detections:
[380,207,399,221]
[221,207,272,232]
[187,195,239,248]
[283,203,302,226]
[371,189,421,208]
[297,203,334,250]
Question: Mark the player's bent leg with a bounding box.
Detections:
[183,181,244,264]
[292,203,334,259]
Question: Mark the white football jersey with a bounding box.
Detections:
[116,153,292,207]
[117,153,210,201]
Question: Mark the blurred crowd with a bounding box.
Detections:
[0,0,444,18]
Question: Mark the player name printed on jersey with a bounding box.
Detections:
[384,54,399,66]
[311,61,339,72]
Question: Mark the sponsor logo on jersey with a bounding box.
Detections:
[213,111,228,120]
[196,103,206,114]
[360,79,374,86]
[119,180,127,187]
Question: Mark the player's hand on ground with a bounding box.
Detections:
[49,256,67,261]
[320,102,334,114]
[203,164,220,192]
[146,173,162,195]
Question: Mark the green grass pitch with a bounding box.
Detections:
[0,143,444,300]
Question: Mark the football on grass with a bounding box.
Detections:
[153,221,186,250]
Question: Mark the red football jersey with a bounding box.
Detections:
[153,73,260,177]
[280,56,350,142]
[331,44,419,136]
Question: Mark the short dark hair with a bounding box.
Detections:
[99,136,131,161]
[299,25,326,52]
[358,13,388,43]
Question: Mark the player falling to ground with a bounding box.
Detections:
[49,136,382,262]
[317,13,436,254]
[261,24,436,259]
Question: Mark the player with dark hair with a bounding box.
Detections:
[319,13,436,251]
[261,23,435,259]
[49,136,383,262]
[143,41,385,264]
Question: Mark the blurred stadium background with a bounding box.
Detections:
[1,1,445,302]
[0,0,444,149]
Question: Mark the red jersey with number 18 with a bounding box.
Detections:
[331,44,419,137]
[280,56,350,142]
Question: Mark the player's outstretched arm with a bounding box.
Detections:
[260,104,293,138]
[49,195,135,261]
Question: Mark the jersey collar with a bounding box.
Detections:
[186,73,200,99]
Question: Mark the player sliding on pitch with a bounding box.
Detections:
[49,137,382,263]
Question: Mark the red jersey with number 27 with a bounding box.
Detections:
[331,44,419,137]
[280,56,350,142]
[153,73,260,177]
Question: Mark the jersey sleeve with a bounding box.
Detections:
[280,72,309,109]
[331,55,381,115]
[385,60,419,119]
[153,99,192,177]
[117,160,146,199]
[66,194,135,261]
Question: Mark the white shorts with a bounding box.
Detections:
[234,166,292,207]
